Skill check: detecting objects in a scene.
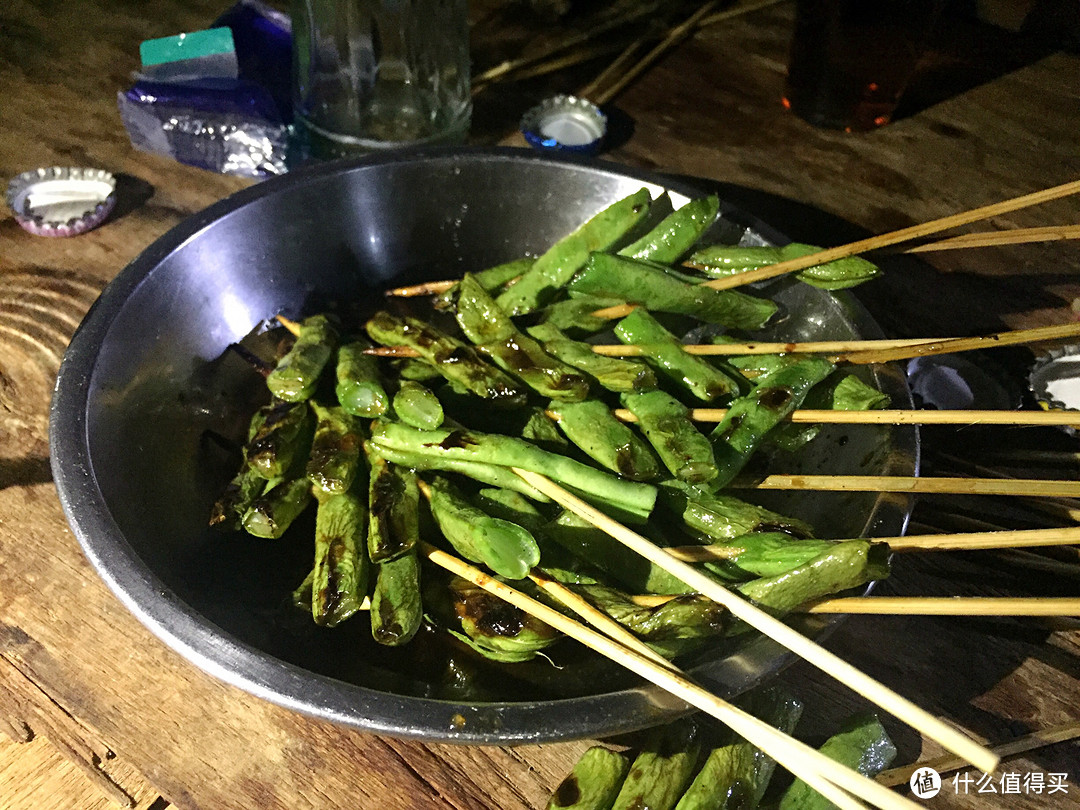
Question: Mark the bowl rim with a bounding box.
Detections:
[50,145,917,744]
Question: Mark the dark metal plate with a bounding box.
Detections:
[51,147,917,744]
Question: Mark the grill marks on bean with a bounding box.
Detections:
[456,589,526,637]
[317,537,347,624]
[551,775,581,807]
[431,430,478,451]
[374,595,406,643]
[757,385,794,410]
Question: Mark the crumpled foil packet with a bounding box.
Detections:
[118,1,292,178]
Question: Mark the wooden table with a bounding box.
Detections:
[2,1,1079,807]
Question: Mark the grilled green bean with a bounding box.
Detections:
[571,253,777,329]
[474,487,546,532]
[736,540,889,616]
[675,687,803,810]
[366,449,420,563]
[367,442,551,502]
[370,420,657,523]
[612,720,701,810]
[307,401,363,497]
[805,373,891,411]
[312,481,367,626]
[577,585,727,659]
[615,309,741,403]
[365,311,525,405]
[267,314,338,402]
[689,242,881,291]
[393,380,444,430]
[371,547,423,645]
[209,463,268,530]
[543,510,694,595]
[336,341,390,417]
[527,323,657,394]
[710,357,836,488]
[245,400,315,479]
[618,195,719,263]
[496,188,653,315]
[549,399,660,482]
[539,293,629,336]
[699,533,839,582]
[622,391,718,484]
[447,576,558,661]
[427,475,541,580]
[456,274,590,401]
[242,476,313,539]
[778,713,897,810]
[659,480,814,542]
[434,256,535,310]
[547,747,631,810]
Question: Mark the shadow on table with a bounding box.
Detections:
[892,2,1078,123]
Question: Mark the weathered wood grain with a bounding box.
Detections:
[1,0,1079,808]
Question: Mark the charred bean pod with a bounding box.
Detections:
[312,482,368,626]
[267,314,338,402]
[571,253,777,329]
[709,357,836,488]
[549,399,660,482]
[393,380,444,430]
[621,391,718,484]
[365,311,526,405]
[371,547,423,646]
[617,195,720,263]
[496,188,653,316]
[547,747,631,810]
[615,309,741,403]
[336,341,390,417]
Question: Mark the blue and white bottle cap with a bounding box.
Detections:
[520,95,607,154]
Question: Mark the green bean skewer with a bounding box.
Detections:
[511,467,998,775]
[421,540,919,810]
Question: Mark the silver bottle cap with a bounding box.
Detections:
[6,166,117,237]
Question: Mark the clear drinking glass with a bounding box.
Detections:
[292,0,471,158]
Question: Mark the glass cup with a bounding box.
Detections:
[291,0,471,158]
[783,0,943,132]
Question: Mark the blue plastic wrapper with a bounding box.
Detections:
[118,0,293,178]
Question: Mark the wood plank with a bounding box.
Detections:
[1,0,1079,808]
[0,733,165,810]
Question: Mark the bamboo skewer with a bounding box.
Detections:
[587,0,723,106]
[527,569,675,668]
[589,338,940,356]
[581,0,787,102]
[421,541,917,810]
[903,222,1080,252]
[383,221,1080,300]
[835,321,1080,365]
[877,719,1080,787]
[627,592,1080,617]
[803,597,1080,616]
[740,474,1080,499]
[362,321,1080,367]
[613,408,1080,427]
[511,468,999,775]
[664,526,1080,561]
[885,526,1080,552]
[700,178,1080,291]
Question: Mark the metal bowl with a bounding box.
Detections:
[51,147,916,744]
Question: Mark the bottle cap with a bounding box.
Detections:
[906,353,1020,411]
[6,166,117,237]
[519,95,607,154]
[1029,344,1080,417]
